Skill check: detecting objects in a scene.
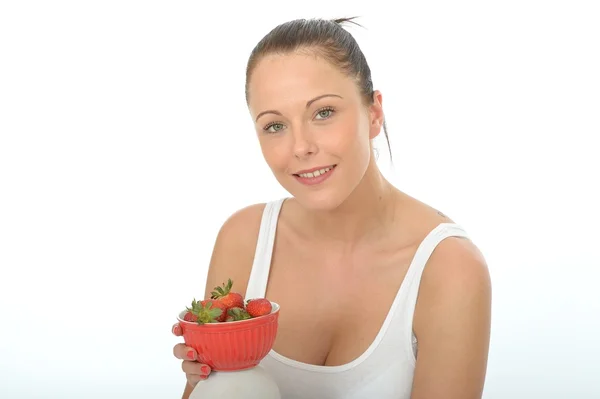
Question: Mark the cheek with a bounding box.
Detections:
[259,138,290,170]
[341,119,372,173]
[334,117,370,155]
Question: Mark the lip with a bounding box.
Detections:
[293,164,337,175]
[293,164,337,186]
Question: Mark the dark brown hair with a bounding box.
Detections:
[244,17,392,161]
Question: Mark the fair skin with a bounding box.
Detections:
[172,50,491,398]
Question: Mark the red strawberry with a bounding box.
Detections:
[183,311,198,322]
[186,298,227,323]
[245,298,272,317]
[211,278,244,310]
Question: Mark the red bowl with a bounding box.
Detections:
[176,302,279,371]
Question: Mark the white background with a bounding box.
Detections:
[1,1,599,398]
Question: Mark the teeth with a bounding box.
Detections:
[298,166,332,178]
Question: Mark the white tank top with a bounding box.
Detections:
[245,198,470,398]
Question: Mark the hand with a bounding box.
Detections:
[172,323,212,387]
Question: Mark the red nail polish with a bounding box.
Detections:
[200,365,210,374]
[187,350,194,360]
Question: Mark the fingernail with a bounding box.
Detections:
[172,324,182,335]
[200,365,210,374]
[187,350,195,360]
[199,375,208,380]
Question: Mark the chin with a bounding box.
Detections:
[296,193,343,211]
[274,169,360,212]
[286,183,354,212]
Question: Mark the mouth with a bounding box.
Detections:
[292,164,337,186]
[293,164,337,178]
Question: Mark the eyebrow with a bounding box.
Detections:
[255,93,343,122]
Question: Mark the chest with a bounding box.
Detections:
[263,233,418,366]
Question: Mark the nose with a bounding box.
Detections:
[292,125,318,159]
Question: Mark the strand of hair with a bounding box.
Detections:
[332,16,364,28]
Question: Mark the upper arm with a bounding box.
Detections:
[410,237,492,399]
[181,203,265,399]
[202,203,266,299]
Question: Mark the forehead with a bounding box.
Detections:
[247,52,357,113]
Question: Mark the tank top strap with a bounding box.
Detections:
[401,222,470,340]
[245,197,286,299]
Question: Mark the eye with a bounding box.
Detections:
[315,107,335,120]
[264,122,286,133]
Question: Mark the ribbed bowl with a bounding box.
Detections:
[176,302,279,371]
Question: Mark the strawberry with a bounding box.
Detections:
[183,311,198,322]
[186,298,227,323]
[226,307,252,322]
[210,278,244,310]
[245,298,272,317]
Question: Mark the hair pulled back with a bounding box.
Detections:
[245,17,391,160]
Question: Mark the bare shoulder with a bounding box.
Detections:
[411,234,492,398]
[203,202,267,299]
[424,235,490,292]
[217,202,266,243]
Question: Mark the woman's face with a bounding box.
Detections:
[247,51,384,210]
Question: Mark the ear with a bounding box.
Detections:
[368,90,385,140]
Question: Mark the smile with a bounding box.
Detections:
[295,166,334,178]
[293,165,337,186]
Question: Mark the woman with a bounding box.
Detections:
[172,17,491,399]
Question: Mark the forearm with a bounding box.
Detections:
[181,383,193,399]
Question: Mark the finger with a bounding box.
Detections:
[173,343,197,361]
[200,364,212,377]
[182,360,211,378]
[172,323,183,336]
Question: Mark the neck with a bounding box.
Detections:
[301,160,398,245]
